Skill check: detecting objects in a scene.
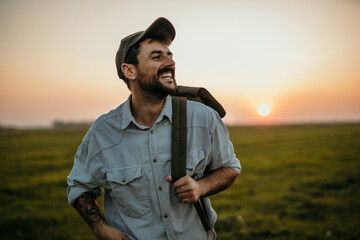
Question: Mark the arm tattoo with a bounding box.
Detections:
[74,192,104,229]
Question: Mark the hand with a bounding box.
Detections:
[93,222,129,240]
[166,175,202,203]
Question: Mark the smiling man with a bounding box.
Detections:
[67,17,241,240]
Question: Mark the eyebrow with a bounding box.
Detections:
[149,50,173,58]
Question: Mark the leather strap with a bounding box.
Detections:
[171,96,212,231]
[171,96,187,182]
[194,198,212,231]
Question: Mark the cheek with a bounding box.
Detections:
[144,65,160,76]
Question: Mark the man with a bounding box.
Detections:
[67,17,241,240]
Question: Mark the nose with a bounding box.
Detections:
[164,55,175,68]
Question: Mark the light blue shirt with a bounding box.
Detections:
[67,95,241,240]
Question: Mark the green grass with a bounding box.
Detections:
[0,128,93,240]
[1,124,359,239]
[213,124,360,240]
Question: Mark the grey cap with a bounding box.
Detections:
[115,17,176,81]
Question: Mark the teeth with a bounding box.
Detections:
[161,73,172,78]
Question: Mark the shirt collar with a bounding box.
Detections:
[120,95,172,130]
[160,95,173,124]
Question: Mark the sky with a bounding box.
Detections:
[0,0,359,127]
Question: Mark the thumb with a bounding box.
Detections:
[165,176,173,182]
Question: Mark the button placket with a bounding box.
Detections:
[148,125,174,238]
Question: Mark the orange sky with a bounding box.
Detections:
[0,0,359,127]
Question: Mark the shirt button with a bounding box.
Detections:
[150,130,154,134]
[121,178,126,183]
[163,213,168,218]
[153,158,157,163]
[158,186,162,191]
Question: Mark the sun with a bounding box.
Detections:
[257,103,271,116]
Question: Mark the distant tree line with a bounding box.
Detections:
[52,120,92,129]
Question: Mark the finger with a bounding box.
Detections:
[181,196,198,203]
[165,176,172,182]
[175,184,192,194]
[173,175,192,188]
[178,191,193,199]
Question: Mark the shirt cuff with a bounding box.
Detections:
[67,186,101,207]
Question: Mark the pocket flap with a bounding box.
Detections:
[187,148,205,170]
[106,165,142,185]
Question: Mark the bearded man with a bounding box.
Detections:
[67,17,241,240]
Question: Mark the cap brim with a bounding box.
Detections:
[137,17,176,46]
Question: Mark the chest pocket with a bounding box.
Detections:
[171,148,207,204]
[186,148,206,178]
[106,166,151,218]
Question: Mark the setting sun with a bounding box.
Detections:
[257,104,271,117]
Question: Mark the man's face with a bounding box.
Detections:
[135,39,176,97]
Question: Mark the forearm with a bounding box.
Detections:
[74,192,105,235]
[168,167,239,203]
[198,167,239,197]
[74,192,129,240]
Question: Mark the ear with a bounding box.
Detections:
[121,63,137,81]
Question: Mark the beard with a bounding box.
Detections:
[136,67,177,101]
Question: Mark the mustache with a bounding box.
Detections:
[157,67,175,77]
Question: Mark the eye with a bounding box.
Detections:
[151,55,160,60]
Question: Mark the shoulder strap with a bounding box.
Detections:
[194,198,211,231]
[172,85,226,118]
[171,96,212,231]
[171,96,187,182]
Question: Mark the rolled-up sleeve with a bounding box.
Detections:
[67,142,101,207]
[208,112,241,173]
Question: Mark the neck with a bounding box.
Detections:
[130,92,167,127]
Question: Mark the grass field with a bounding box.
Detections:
[0,123,359,239]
